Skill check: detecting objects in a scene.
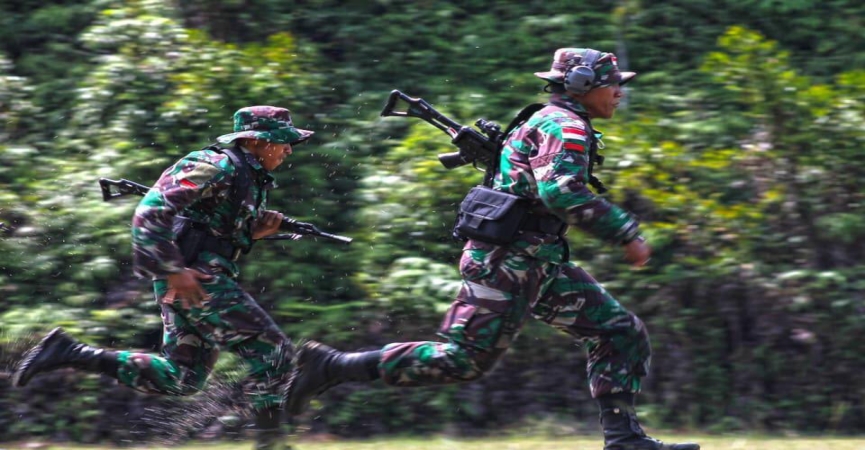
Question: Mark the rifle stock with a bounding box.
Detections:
[99,178,149,201]
[380,89,504,172]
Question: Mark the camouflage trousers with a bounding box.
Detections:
[114,273,293,410]
[380,246,651,397]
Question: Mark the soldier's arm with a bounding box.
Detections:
[532,117,641,245]
[131,153,232,279]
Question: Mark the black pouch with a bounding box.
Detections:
[453,185,529,245]
[173,216,208,266]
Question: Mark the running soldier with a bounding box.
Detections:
[13,106,313,450]
[285,49,700,450]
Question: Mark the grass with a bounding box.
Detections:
[5,435,865,450]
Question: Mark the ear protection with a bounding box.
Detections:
[563,49,601,95]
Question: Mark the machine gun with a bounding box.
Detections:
[380,89,509,178]
[98,178,352,244]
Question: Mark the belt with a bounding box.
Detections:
[520,213,567,236]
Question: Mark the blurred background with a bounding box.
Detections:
[1,0,864,445]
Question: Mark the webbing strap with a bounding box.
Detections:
[216,145,252,222]
[484,103,547,187]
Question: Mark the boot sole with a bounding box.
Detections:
[11,327,64,387]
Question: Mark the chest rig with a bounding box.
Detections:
[453,104,574,245]
[174,144,263,264]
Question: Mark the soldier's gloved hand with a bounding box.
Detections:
[164,268,213,309]
[623,236,651,268]
[253,210,285,240]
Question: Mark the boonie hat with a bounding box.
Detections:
[534,48,636,89]
[217,106,314,145]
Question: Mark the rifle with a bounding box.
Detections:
[380,89,505,176]
[380,89,608,193]
[98,178,352,244]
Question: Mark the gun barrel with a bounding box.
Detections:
[316,232,353,244]
[279,218,352,244]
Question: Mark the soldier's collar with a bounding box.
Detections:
[236,144,277,188]
[236,144,269,173]
[549,92,589,116]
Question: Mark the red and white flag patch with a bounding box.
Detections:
[562,127,587,139]
[562,127,587,152]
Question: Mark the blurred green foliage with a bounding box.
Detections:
[1,0,864,443]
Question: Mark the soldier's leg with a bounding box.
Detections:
[379,248,553,385]
[12,297,216,393]
[169,275,293,450]
[115,303,218,396]
[286,248,554,415]
[532,263,698,450]
[12,328,121,387]
[531,262,650,397]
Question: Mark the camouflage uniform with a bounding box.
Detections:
[379,51,649,398]
[286,47,699,450]
[122,106,312,410]
[13,107,313,450]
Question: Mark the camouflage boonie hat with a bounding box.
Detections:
[216,106,314,145]
[534,48,636,89]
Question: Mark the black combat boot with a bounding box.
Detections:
[12,327,119,387]
[284,341,381,416]
[252,405,291,450]
[598,393,700,450]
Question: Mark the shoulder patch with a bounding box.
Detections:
[176,162,222,187]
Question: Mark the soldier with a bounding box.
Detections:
[285,49,700,450]
[12,106,313,450]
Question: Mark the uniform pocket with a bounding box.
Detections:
[437,300,503,352]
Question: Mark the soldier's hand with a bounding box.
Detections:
[623,237,651,268]
[253,210,285,240]
[165,268,213,309]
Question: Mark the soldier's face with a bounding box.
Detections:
[248,139,292,171]
[580,84,623,120]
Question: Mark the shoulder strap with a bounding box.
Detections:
[503,103,546,138]
[218,145,253,221]
[201,143,252,224]
[485,103,547,186]
[573,115,607,194]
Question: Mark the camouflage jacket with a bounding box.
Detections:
[471,92,641,264]
[131,145,274,279]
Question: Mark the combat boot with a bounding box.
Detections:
[12,327,119,387]
[252,405,291,450]
[598,393,700,450]
[284,341,381,416]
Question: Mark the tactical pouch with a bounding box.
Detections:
[453,185,529,245]
[173,216,208,266]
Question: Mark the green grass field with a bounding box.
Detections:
[7,436,865,450]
